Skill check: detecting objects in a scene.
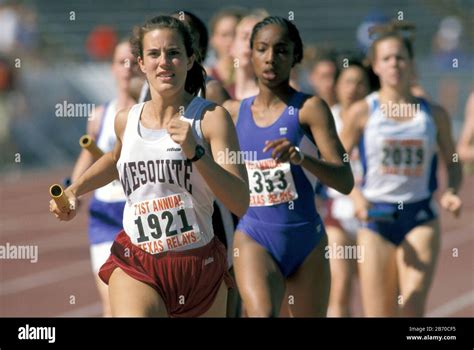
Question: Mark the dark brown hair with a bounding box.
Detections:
[171,11,208,62]
[131,15,206,96]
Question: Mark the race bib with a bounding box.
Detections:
[129,193,201,254]
[246,159,298,207]
[380,139,425,177]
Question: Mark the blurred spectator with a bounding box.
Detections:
[0,2,19,54]
[432,16,468,117]
[0,56,14,92]
[0,3,38,55]
[15,5,39,52]
[432,16,466,69]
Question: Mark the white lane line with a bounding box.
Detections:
[427,290,474,317]
[57,302,102,317]
[0,259,91,296]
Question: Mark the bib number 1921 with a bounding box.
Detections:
[135,209,193,243]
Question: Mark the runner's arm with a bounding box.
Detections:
[299,96,354,194]
[66,108,128,198]
[70,105,103,184]
[432,103,463,194]
[199,105,250,217]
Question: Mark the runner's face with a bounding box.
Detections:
[251,24,294,87]
[310,61,336,100]
[231,18,259,68]
[373,38,413,88]
[138,28,194,95]
[212,16,238,59]
[336,66,369,108]
[112,42,135,91]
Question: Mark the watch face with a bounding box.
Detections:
[196,145,205,157]
[191,145,205,162]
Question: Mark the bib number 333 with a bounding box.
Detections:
[246,159,298,207]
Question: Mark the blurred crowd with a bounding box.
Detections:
[0,2,38,167]
[0,2,472,171]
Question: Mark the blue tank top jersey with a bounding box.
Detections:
[235,91,325,277]
[236,91,319,224]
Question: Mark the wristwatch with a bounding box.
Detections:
[189,144,205,162]
[291,146,305,165]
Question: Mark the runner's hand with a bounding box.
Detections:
[167,118,197,159]
[263,138,303,164]
[440,190,462,218]
[49,190,78,221]
[353,193,371,222]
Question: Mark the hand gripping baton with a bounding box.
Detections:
[49,184,71,213]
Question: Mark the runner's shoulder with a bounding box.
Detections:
[346,99,370,130]
[222,99,240,124]
[114,106,133,141]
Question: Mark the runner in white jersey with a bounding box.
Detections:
[139,12,234,264]
[324,58,370,317]
[138,10,240,317]
[118,98,216,252]
[50,15,249,317]
[340,22,462,316]
[69,40,138,316]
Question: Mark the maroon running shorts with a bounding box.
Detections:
[99,230,234,317]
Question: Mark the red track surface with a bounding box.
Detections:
[1,167,473,317]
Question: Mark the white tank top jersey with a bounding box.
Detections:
[359,92,438,203]
[117,98,216,254]
[139,84,236,264]
[94,100,127,203]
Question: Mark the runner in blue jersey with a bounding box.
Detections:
[224,16,354,317]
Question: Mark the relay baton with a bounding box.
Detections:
[79,135,104,159]
[49,184,71,213]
